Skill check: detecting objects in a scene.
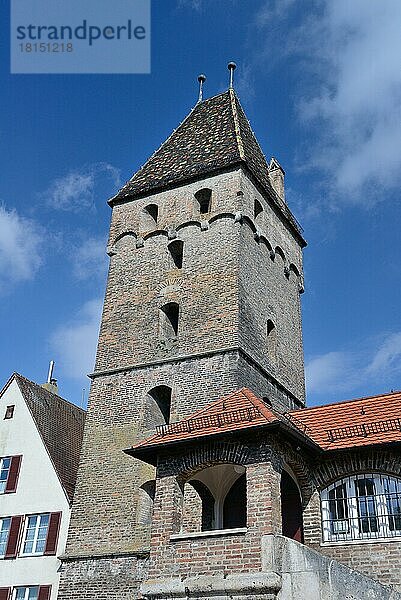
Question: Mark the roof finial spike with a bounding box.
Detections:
[228,61,237,89]
[197,73,206,103]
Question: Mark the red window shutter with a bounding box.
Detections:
[0,588,10,600]
[4,515,23,558]
[38,586,51,600]
[44,512,61,555]
[5,455,22,493]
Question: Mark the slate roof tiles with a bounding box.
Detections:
[111,90,303,241]
[13,373,85,501]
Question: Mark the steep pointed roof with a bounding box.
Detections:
[111,90,303,240]
[11,373,86,501]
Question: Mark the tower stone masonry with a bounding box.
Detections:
[58,87,307,599]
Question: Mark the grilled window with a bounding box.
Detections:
[321,474,401,542]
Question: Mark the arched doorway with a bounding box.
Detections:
[280,470,304,543]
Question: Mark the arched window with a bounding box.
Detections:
[254,199,263,219]
[147,385,172,425]
[266,319,277,362]
[183,464,246,532]
[195,188,212,214]
[137,480,156,525]
[183,481,214,532]
[160,302,179,341]
[281,470,304,543]
[321,474,401,542]
[168,240,184,269]
[144,204,158,224]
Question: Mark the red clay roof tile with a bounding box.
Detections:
[288,390,401,451]
[129,388,401,456]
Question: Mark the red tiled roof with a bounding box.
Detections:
[128,388,401,458]
[288,390,401,451]
[131,388,280,451]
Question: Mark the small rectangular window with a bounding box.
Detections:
[0,459,11,493]
[0,518,11,557]
[22,514,50,555]
[13,588,39,600]
[0,456,22,494]
[4,406,14,420]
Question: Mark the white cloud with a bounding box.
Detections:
[71,236,108,281]
[252,0,401,204]
[367,332,401,376]
[50,298,103,380]
[306,330,401,401]
[0,205,43,287]
[306,351,355,395]
[43,163,120,212]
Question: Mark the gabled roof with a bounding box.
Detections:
[126,388,401,462]
[288,390,401,451]
[110,90,304,243]
[126,388,316,461]
[11,373,85,501]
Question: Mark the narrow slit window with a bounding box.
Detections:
[160,302,179,341]
[195,189,212,214]
[144,204,158,224]
[254,199,263,219]
[148,386,172,425]
[266,319,277,362]
[168,240,184,269]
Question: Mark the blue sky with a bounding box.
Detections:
[1,0,401,408]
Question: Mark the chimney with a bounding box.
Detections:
[268,157,285,201]
[41,360,59,395]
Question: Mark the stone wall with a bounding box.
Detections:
[59,166,306,599]
[58,556,148,600]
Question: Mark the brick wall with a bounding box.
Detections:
[147,438,283,580]
[302,448,401,591]
[59,167,306,599]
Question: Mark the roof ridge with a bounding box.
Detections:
[229,88,245,160]
[14,372,85,414]
[232,92,267,168]
[110,91,233,204]
[295,389,401,414]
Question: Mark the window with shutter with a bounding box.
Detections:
[4,515,23,559]
[13,588,39,600]
[5,456,22,494]
[21,514,50,555]
[0,458,11,493]
[0,518,11,556]
[38,587,51,600]
[0,587,10,600]
[44,512,61,555]
[0,456,22,494]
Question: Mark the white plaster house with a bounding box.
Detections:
[0,373,85,600]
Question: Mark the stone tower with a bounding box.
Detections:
[58,84,306,598]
